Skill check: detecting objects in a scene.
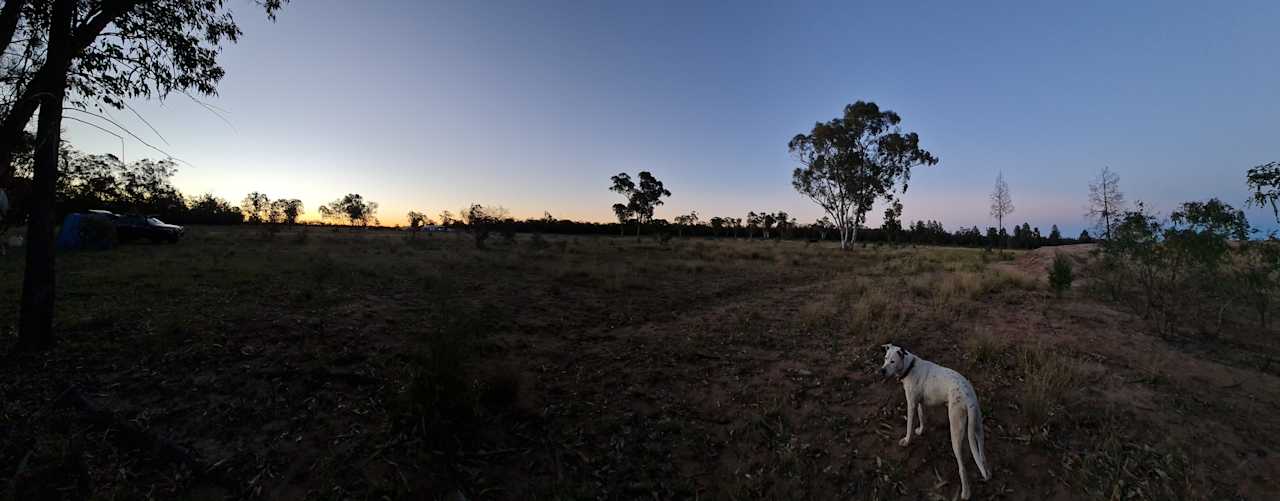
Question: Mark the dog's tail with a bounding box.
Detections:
[967,402,991,480]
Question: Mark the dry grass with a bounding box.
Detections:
[1017,342,1084,435]
[0,230,1273,500]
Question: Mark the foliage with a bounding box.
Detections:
[673,211,699,237]
[609,171,670,238]
[462,204,509,249]
[813,216,834,241]
[1234,240,1280,327]
[185,193,242,224]
[241,192,270,223]
[1246,161,1280,224]
[270,198,303,225]
[789,101,937,249]
[407,210,429,234]
[1048,252,1074,297]
[1,1,289,179]
[320,193,378,227]
[1097,199,1254,335]
[882,199,903,243]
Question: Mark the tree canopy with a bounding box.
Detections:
[790,101,937,249]
[609,171,670,238]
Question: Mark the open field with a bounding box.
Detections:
[2,226,1279,500]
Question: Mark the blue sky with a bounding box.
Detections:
[65,1,1280,234]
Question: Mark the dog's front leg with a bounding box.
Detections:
[899,397,915,447]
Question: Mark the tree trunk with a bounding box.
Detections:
[0,0,24,59]
[18,0,74,351]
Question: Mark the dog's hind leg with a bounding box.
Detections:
[949,403,971,500]
[967,403,991,480]
[914,402,924,436]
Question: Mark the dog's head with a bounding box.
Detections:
[877,344,911,379]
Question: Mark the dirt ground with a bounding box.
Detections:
[1,228,1277,500]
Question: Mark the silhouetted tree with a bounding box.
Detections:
[761,211,776,239]
[709,216,726,237]
[272,199,303,225]
[990,172,1014,248]
[673,211,699,237]
[814,216,833,241]
[242,192,270,223]
[1246,161,1280,225]
[790,101,938,249]
[609,171,670,239]
[1048,225,1062,245]
[774,211,794,239]
[1079,229,1093,243]
[611,203,633,236]
[407,210,428,237]
[1087,166,1125,240]
[463,204,508,248]
[728,217,742,238]
[1,0,287,349]
[322,194,378,227]
[882,199,903,244]
[186,194,242,225]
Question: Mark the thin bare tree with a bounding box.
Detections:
[989,172,1014,248]
[1086,166,1125,240]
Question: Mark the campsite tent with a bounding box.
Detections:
[56,213,116,250]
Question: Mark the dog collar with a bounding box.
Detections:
[898,357,916,381]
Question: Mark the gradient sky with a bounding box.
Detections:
[64,1,1280,234]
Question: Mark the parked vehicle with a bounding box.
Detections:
[114,214,185,243]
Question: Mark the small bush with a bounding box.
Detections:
[1048,252,1074,297]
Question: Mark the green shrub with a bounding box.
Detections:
[1048,252,1074,297]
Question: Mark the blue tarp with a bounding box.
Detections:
[56,213,115,251]
[55,213,83,250]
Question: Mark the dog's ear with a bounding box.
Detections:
[880,343,893,350]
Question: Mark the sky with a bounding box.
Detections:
[64,1,1280,235]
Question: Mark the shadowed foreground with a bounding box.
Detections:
[1,226,1277,499]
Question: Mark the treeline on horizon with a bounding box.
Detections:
[0,143,1089,250]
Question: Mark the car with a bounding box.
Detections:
[114,214,184,243]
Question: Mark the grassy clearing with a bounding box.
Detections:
[0,228,1275,499]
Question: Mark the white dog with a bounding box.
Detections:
[878,344,991,500]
